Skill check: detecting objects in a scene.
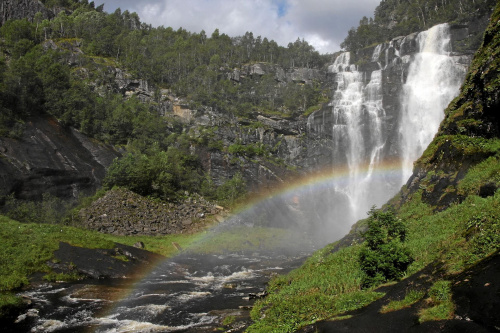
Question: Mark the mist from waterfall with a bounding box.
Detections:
[399,23,467,182]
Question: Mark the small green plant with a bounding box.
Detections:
[222,315,237,326]
[43,271,82,282]
[419,281,454,322]
[358,207,413,288]
[380,289,425,313]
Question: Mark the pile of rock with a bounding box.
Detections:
[79,188,226,236]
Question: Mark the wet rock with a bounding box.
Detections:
[248,290,268,299]
[50,242,164,280]
[223,283,238,289]
[133,241,145,249]
[0,117,119,201]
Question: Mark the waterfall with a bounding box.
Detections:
[399,23,466,183]
[328,49,387,222]
[309,22,468,227]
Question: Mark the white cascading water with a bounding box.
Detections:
[328,50,387,222]
[316,22,467,225]
[399,23,466,183]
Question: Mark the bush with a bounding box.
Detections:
[359,207,413,288]
[103,145,203,200]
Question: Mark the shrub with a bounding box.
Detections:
[359,207,413,288]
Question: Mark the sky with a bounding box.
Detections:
[92,0,381,54]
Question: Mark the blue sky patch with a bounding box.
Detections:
[275,0,289,17]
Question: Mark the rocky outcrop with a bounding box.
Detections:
[229,62,327,85]
[0,0,53,26]
[0,116,119,200]
[79,187,226,235]
[50,241,164,279]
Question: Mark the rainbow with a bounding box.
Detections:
[94,161,407,324]
[232,160,406,216]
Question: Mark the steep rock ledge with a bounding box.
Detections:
[395,7,500,210]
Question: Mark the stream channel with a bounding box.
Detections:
[12,249,314,332]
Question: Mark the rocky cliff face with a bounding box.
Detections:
[0,0,53,26]
[393,8,500,210]
[306,20,489,165]
[185,19,488,193]
[0,116,119,200]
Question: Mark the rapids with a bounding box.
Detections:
[12,252,311,332]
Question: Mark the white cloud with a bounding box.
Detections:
[93,0,381,54]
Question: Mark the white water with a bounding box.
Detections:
[327,49,388,223]
[399,23,466,182]
[310,22,468,225]
[13,23,472,333]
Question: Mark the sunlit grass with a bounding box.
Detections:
[248,244,380,332]
[419,280,455,322]
[247,190,500,331]
[186,226,305,254]
[380,289,425,313]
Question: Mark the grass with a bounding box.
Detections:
[186,226,304,254]
[380,289,425,313]
[418,280,454,322]
[457,154,500,195]
[0,215,201,314]
[248,244,381,332]
[246,188,500,331]
[222,315,237,326]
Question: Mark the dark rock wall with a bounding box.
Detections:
[305,19,484,169]
[0,116,119,200]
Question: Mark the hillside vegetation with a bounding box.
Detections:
[0,0,332,205]
[0,0,498,330]
[248,2,500,331]
[1,0,328,140]
[342,0,496,53]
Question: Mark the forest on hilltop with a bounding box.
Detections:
[1,0,328,136]
[342,0,496,52]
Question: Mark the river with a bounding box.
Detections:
[12,249,313,332]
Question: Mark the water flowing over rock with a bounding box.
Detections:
[307,23,470,224]
[399,23,468,182]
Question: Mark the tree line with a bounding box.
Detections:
[341,0,496,52]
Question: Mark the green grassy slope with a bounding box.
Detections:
[0,215,200,315]
[247,2,500,332]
